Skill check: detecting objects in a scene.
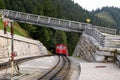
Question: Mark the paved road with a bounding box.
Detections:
[79,62,120,80]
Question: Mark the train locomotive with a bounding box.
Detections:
[55,44,68,56]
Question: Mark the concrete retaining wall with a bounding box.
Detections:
[0,30,48,59]
[73,33,115,62]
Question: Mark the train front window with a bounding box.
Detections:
[59,45,63,50]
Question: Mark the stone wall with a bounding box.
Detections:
[0,30,48,59]
[73,33,115,62]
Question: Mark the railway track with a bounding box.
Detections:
[51,56,71,80]
[0,55,71,80]
[0,55,53,70]
[0,55,56,80]
[38,55,71,80]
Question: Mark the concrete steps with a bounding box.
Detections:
[103,33,120,48]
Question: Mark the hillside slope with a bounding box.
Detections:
[93,7,120,30]
[95,11,116,25]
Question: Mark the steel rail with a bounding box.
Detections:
[37,56,71,80]
[0,55,53,69]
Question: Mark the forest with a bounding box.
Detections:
[0,0,119,55]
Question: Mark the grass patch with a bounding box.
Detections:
[96,11,116,25]
[47,50,52,55]
[0,19,30,37]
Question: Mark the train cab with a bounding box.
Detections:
[55,44,68,56]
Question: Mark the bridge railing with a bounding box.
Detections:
[1,9,86,32]
[84,24,117,35]
[92,25,117,35]
[85,28,105,46]
[0,9,117,35]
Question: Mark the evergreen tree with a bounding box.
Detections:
[0,0,5,8]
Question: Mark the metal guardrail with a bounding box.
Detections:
[92,25,117,35]
[1,9,117,34]
[1,9,86,32]
[85,28,105,46]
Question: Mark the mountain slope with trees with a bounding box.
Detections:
[93,7,120,31]
[0,0,119,55]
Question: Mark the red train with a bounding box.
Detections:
[55,44,68,56]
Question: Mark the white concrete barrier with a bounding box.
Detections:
[0,30,48,59]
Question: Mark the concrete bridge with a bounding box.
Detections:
[0,9,120,63]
